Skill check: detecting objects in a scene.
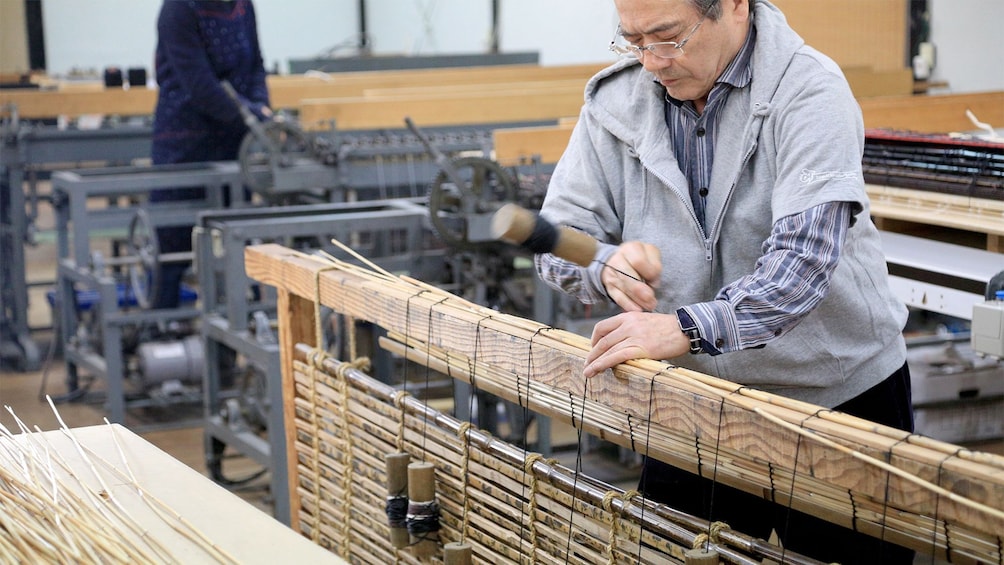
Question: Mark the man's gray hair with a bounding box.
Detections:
[689,0,755,20]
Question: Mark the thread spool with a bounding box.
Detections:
[385,452,410,548]
[103,67,123,88]
[684,547,720,564]
[490,203,598,267]
[127,67,147,87]
[443,541,473,564]
[406,462,440,558]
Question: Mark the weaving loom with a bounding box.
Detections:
[245,243,1004,565]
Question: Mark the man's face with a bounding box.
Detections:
[613,0,749,108]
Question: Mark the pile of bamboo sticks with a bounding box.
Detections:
[0,404,238,564]
[246,243,1004,564]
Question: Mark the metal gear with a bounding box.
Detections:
[237,119,314,195]
[426,156,518,251]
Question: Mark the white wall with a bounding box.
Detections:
[38,0,1004,95]
[39,0,619,75]
[927,0,1004,95]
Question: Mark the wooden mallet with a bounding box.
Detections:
[490,203,598,267]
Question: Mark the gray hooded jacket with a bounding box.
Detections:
[537,0,908,408]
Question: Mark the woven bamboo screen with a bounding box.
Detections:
[290,346,808,564]
[246,243,1004,564]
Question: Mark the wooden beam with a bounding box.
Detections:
[276,286,318,532]
[493,122,575,164]
[859,90,1004,133]
[1,62,607,119]
[298,87,586,131]
[0,87,157,119]
[360,78,587,99]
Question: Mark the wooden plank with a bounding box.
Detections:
[0,87,157,119]
[360,78,587,99]
[867,184,1004,251]
[277,285,318,532]
[269,63,604,109]
[298,88,586,131]
[859,91,1004,133]
[843,67,915,98]
[493,122,575,164]
[1,62,606,119]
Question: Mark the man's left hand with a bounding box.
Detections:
[583,312,690,378]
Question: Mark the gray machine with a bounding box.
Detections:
[195,198,447,524]
[1,111,151,371]
[51,162,245,425]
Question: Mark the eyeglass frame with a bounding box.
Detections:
[608,11,709,60]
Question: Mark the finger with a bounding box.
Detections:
[583,343,647,378]
[637,244,662,287]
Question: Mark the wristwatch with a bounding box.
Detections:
[676,309,705,355]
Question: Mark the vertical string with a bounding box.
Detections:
[876,434,913,561]
[563,373,591,560]
[778,409,824,563]
[420,297,449,457]
[464,314,493,549]
[518,327,548,560]
[402,290,428,458]
[702,394,729,547]
[929,448,963,564]
[633,371,661,564]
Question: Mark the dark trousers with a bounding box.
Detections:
[639,362,915,565]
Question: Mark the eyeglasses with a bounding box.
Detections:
[608,13,707,60]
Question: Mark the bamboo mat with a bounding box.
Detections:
[290,346,822,564]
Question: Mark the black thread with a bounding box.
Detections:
[386,494,408,528]
[406,500,442,537]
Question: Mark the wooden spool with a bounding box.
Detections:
[443,542,473,565]
[684,547,720,564]
[385,452,411,549]
[407,462,439,559]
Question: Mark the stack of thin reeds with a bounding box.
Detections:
[245,243,1004,564]
[0,407,238,564]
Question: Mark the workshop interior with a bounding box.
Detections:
[1,1,1002,564]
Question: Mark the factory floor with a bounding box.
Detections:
[3,204,1001,565]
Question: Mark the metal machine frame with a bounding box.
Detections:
[1,119,151,370]
[52,162,243,425]
[194,198,442,524]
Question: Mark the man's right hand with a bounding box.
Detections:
[600,241,662,312]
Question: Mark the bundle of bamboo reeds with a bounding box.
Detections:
[0,404,240,564]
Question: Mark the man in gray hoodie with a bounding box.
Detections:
[535,0,914,562]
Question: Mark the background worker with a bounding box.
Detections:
[534,0,914,562]
[150,0,271,309]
